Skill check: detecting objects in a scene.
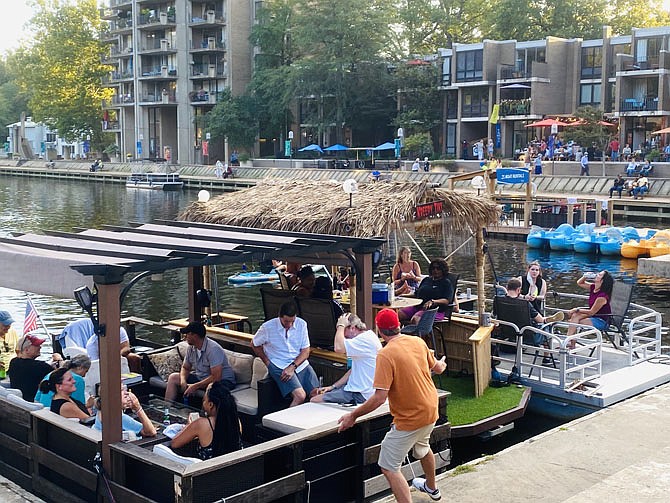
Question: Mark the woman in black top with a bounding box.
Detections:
[171,381,241,460]
[39,367,90,419]
[399,258,454,325]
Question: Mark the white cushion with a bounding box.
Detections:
[5,393,44,411]
[250,357,268,390]
[231,387,258,416]
[224,349,254,385]
[153,444,202,465]
[85,358,131,397]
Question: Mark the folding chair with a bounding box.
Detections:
[493,295,555,376]
[601,281,634,349]
[259,285,296,321]
[401,308,441,383]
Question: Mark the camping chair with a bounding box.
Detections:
[295,297,338,350]
[400,308,441,383]
[492,295,555,376]
[259,285,296,321]
[601,281,634,349]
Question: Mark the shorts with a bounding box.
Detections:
[268,361,320,397]
[187,373,235,391]
[399,306,446,322]
[590,317,608,331]
[321,387,367,405]
[378,422,435,472]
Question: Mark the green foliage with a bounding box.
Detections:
[403,132,434,159]
[394,63,441,140]
[563,106,613,152]
[435,375,525,426]
[0,58,29,142]
[12,0,113,143]
[205,90,259,151]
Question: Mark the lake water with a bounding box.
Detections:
[1,175,668,342]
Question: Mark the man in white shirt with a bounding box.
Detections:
[252,301,319,407]
[311,313,381,405]
[85,323,141,373]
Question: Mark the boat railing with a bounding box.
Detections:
[492,321,602,389]
[549,290,664,366]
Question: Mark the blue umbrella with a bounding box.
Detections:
[373,142,395,151]
[324,144,349,151]
[298,144,323,153]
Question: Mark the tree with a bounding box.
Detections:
[0,58,29,143]
[563,106,614,176]
[12,0,112,146]
[205,90,259,151]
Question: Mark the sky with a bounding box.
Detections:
[0,2,34,55]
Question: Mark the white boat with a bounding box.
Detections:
[126,172,183,190]
[491,289,669,420]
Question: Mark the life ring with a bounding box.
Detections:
[357,160,365,169]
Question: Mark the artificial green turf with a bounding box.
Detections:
[434,374,525,426]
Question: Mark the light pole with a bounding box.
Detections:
[288,130,294,168]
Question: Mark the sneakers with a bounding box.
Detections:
[412,477,441,501]
[542,356,554,366]
[544,311,564,323]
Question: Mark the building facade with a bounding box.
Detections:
[437,26,670,159]
[100,0,254,165]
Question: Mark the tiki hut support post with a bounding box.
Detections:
[97,281,123,474]
[354,252,373,327]
[475,228,486,321]
[188,266,205,321]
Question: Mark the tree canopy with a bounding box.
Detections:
[11,0,112,144]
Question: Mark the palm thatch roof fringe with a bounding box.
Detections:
[179,180,500,237]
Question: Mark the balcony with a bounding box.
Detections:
[619,97,658,112]
[500,66,531,80]
[189,90,220,104]
[140,93,177,105]
[190,63,226,79]
[190,10,226,25]
[110,94,134,106]
[191,38,226,52]
[139,66,177,79]
[622,57,660,71]
[500,98,531,116]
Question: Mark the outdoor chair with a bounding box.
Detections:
[259,285,296,321]
[400,308,441,383]
[600,281,634,349]
[294,297,338,351]
[492,295,555,376]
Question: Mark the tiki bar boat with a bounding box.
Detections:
[0,180,502,502]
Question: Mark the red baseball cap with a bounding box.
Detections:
[375,308,400,331]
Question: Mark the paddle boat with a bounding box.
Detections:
[620,229,660,259]
[547,223,583,252]
[126,172,183,190]
[227,269,279,285]
[571,223,597,254]
[526,225,551,249]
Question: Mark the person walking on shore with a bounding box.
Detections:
[338,309,447,502]
[580,152,590,176]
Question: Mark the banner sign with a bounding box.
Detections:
[496,168,529,184]
[415,200,444,220]
[495,123,501,148]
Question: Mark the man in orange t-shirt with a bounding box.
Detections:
[338,309,446,502]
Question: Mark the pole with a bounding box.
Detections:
[403,228,431,263]
[224,136,229,168]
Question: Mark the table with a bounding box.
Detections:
[456,293,478,312]
[372,296,422,311]
[141,394,201,427]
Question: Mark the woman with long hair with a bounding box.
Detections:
[391,247,422,296]
[39,367,91,420]
[566,270,614,346]
[170,381,242,459]
[398,258,453,325]
[519,261,547,315]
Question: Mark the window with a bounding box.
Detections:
[46,133,57,143]
[441,56,451,86]
[461,87,489,117]
[446,91,457,119]
[456,50,483,82]
[581,47,602,78]
[580,83,601,106]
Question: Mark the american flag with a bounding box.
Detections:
[23,299,39,336]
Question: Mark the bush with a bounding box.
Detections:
[403,132,434,159]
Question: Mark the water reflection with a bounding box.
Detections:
[0,176,668,342]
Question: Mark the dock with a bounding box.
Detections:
[0,474,44,502]
[376,380,670,502]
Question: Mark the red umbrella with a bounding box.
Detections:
[652,126,670,135]
[525,118,569,128]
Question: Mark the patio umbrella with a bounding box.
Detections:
[373,142,395,150]
[298,144,323,153]
[652,126,670,135]
[525,118,569,128]
[324,144,349,151]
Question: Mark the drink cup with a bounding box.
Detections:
[466,288,471,299]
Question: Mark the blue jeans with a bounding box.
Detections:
[633,186,648,197]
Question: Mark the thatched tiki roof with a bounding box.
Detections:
[179,180,500,236]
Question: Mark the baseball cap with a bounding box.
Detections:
[179,321,206,338]
[0,310,14,325]
[375,308,400,331]
[16,334,46,352]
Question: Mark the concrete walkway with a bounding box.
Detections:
[0,475,44,502]
[378,381,670,502]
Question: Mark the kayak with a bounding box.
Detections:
[228,270,279,285]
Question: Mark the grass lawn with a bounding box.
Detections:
[434,374,525,426]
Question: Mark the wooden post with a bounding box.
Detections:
[475,228,486,321]
[354,252,373,328]
[608,198,614,226]
[581,201,587,224]
[203,266,212,322]
[567,203,574,226]
[97,282,122,474]
[187,266,204,321]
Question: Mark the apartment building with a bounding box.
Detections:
[437,26,670,159]
[100,0,254,165]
